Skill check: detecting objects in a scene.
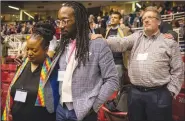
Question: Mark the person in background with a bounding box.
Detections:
[1,37,12,64]
[89,17,106,37]
[2,23,57,121]
[105,11,131,89]
[21,23,29,34]
[133,12,142,28]
[157,5,165,15]
[120,9,131,28]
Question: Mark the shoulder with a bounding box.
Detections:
[90,38,108,46]
[160,34,178,48]
[89,38,109,52]
[129,30,143,38]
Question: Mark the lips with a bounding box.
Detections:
[28,57,34,61]
[145,24,150,27]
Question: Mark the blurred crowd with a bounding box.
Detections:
[1,4,185,37]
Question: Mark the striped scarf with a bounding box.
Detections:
[2,57,52,121]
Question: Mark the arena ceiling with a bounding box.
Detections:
[1,1,133,14]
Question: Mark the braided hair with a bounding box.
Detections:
[60,1,90,66]
[31,22,56,49]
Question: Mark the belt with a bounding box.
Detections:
[132,84,167,92]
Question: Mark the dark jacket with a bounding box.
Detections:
[160,21,178,41]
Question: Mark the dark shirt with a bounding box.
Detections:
[107,28,123,65]
[11,62,55,121]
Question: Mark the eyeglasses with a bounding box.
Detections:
[56,19,72,26]
[142,16,159,21]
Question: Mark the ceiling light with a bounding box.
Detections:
[23,11,34,19]
[136,3,141,8]
[8,5,19,10]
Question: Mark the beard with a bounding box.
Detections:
[60,36,70,49]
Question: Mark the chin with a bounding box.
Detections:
[144,28,152,31]
[61,34,69,39]
[28,59,34,63]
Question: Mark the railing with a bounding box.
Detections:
[161,12,185,22]
[2,34,30,56]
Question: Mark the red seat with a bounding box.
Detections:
[6,56,16,64]
[8,64,17,72]
[1,64,9,71]
[6,78,13,83]
[1,71,9,82]
[98,91,118,121]
[182,55,185,63]
[1,89,8,110]
[98,106,108,121]
[181,81,185,90]
[9,72,15,80]
[172,93,185,121]
[102,105,128,121]
[1,83,10,92]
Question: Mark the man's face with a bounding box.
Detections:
[110,14,120,26]
[58,7,76,39]
[142,11,160,33]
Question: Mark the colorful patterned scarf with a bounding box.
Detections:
[2,57,52,121]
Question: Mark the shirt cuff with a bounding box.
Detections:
[167,84,179,98]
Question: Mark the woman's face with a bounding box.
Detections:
[26,37,47,64]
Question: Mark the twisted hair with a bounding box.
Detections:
[31,22,55,48]
[60,1,90,66]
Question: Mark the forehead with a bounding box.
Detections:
[58,6,74,18]
[143,11,157,17]
[111,14,120,18]
[27,38,42,48]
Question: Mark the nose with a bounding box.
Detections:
[143,19,149,24]
[59,22,66,29]
[27,50,33,56]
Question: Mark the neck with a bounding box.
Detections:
[70,33,76,40]
[111,24,119,29]
[31,62,39,72]
[145,30,159,37]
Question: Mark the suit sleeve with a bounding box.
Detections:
[93,40,119,112]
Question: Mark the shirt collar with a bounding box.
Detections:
[111,25,120,30]
[143,30,160,39]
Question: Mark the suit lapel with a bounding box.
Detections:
[45,49,63,83]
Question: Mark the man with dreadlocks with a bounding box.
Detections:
[44,1,119,121]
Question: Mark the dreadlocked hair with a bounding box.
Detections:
[61,1,91,66]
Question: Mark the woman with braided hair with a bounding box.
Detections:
[2,23,57,121]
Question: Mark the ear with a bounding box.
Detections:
[158,21,161,26]
[45,46,49,52]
